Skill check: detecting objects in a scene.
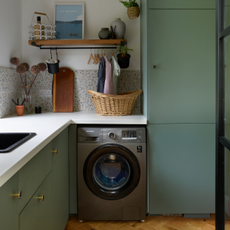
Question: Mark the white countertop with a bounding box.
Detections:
[0,111,147,187]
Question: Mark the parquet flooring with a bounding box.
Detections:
[64,214,222,230]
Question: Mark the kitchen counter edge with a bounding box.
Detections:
[0,111,147,187]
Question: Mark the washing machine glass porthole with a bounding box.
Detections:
[93,154,131,191]
[83,144,140,200]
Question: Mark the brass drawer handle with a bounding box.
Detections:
[52,149,58,154]
[38,195,45,201]
[13,191,22,199]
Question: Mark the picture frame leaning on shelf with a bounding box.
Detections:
[54,2,84,39]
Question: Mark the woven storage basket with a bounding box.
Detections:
[127,7,140,19]
[87,89,142,116]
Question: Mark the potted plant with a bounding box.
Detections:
[119,0,140,19]
[117,44,133,69]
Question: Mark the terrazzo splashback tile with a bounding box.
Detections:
[33,71,53,112]
[74,70,141,112]
[0,67,21,118]
[0,67,141,118]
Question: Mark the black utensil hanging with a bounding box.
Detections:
[46,48,59,74]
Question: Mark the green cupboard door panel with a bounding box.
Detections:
[19,142,52,211]
[68,124,77,214]
[19,172,52,230]
[148,10,215,124]
[0,173,19,230]
[148,124,215,214]
[141,0,148,119]
[148,0,215,9]
[50,128,69,230]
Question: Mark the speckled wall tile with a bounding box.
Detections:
[33,71,53,112]
[0,67,141,117]
[74,70,98,112]
[74,70,141,112]
[0,67,21,118]
[117,70,141,112]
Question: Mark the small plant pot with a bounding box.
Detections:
[117,54,131,69]
[46,59,60,74]
[15,105,24,116]
[127,6,140,19]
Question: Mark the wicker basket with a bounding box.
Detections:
[87,89,142,116]
[127,7,140,19]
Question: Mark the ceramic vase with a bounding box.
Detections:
[110,18,126,39]
[98,28,112,39]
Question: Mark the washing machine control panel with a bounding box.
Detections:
[122,130,137,139]
[104,128,145,143]
[78,126,146,143]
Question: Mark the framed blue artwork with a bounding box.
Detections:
[54,2,84,39]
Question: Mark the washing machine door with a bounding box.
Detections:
[84,144,140,200]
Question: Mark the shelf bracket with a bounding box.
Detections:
[31,42,41,48]
[120,41,126,46]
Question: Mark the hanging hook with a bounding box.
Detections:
[56,48,58,61]
[50,49,53,59]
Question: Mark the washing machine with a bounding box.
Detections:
[77,125,146,222]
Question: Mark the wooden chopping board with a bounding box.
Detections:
[53,67,74,112]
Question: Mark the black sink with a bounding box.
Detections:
[0,133,36,153]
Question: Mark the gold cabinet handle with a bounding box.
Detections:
[38,195,45,201]
[13,191,22,199]
[52,149,58,154]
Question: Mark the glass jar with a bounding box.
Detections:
[22,86,35,114]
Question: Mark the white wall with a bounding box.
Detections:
[0,0,22,67]
[21,0,140,70]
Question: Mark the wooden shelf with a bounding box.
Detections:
[28,39,126,48]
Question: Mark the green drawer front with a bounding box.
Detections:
[19,172,52,230]
[19,142,52,210]
[148,0,215,9]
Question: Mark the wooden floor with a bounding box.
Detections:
[64,214,222,230]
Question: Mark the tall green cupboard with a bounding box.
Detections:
[141,0,216,215]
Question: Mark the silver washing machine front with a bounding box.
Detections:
[77,125,146,221]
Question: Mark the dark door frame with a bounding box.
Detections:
[216,1,230,229]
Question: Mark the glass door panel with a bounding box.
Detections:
[225,35,230,139]
[225,148,230,222]
[223,29,230,229]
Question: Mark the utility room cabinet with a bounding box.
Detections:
[0,173,19,230]
[19,172,53,230]
[0,128,69,230]
[141,0,215,215]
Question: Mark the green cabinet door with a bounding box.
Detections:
[50,128,69,230]
[148,124,215,214]
[19,172,52,230]
[148,0,215,9]
[19,142,52,211]
[68,124,77,214]
[148,9,215,124]
[0,173,19,230]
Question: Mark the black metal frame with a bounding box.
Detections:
[216,1,230,229]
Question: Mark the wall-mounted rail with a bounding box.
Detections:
[28,39,127,50]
